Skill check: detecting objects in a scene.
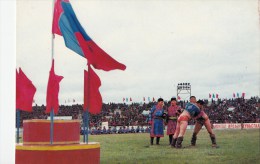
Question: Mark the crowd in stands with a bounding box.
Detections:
[81,126,151,135]
[18,97,260,131]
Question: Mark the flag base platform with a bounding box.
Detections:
[16,142,100,164]
[23,119,80,144]
[16,119,100,164]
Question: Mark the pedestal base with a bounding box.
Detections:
[23,119,80,145]
[16,142,100,164]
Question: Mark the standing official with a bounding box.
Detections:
[166,98,181,145]
[148,98,166,145]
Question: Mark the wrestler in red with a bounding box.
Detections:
[171,96,200,148]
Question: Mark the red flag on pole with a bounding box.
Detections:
[242,92,245,98]
[216,94,219,99]
[130,97,132,101]
[84,66,102,114]
[16,68,36,112]
[209,93,211,98]
[46,59,63,114]
[52,0,126,71]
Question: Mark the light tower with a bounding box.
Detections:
[177,83,191,101]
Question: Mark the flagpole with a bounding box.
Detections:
[84,63,91,143]
[16,109,20,143]
[50,0,55,145]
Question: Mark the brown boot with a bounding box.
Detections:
[176,136,183,148]
[210,134,219,148]
[191,133,197,146]
[171,138,177,148]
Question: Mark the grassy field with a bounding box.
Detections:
[86,129,260,164]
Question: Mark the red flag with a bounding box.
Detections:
[84,66,102,114]
[130,97,132,101]
[233,93,236,98]
[46,59,63,114]
[16,68,36,112]
[216,94,219,99]
[209,93,211,98]
[52,0,126,71]
[123,98,125,102]
[242,92,245,98]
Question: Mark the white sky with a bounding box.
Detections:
[16,0,260,105]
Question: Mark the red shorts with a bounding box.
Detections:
[177,115,189,122]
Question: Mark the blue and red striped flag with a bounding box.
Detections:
[52,0,126,71]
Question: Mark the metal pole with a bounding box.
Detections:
[84,63,91,143]
[83,111,86,142]
[16,109,20,143]
[83,111,89,143]
[50,109,54,144]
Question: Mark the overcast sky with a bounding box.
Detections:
[16,0,259,105]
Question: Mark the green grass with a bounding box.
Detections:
[86,129,260,164]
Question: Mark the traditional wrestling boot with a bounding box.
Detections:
[171,138,177,148]
[176,136,183,148]
[191,133,197,146]
[150,137,154,145]
[169,135,173,145]
[210,134,219,148]
[156,137,160,145]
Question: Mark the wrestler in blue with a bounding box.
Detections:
[148,98,166,145]
[190,100,219,148]
[172,96,201,148]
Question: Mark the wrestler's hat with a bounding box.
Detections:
[197,100,204,105]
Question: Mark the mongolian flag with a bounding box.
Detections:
[233,93,236,98]
[216,94,219,99]
[84,67,102,114]
[16,68,36,112]
[209,93,212,98]
[52,0,126,71]
[46,59,64,114]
